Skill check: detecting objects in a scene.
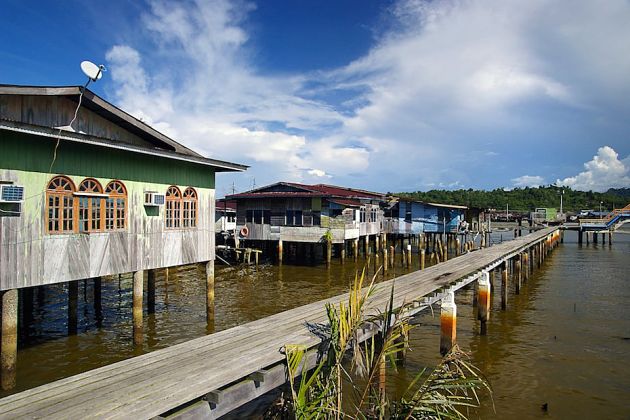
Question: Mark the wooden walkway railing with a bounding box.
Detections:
[0,227,559,419]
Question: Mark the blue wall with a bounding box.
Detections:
[396,202,463,233]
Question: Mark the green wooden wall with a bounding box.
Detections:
[0,131,215,189]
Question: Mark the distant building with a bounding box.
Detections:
[383,196,467,235]
[227,182,385,261]
[215,199,237,234]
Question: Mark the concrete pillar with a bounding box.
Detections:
[478,272,491,335]
[340,242,346,263]
[443,241,448,262]
[609,231,613,245]
[353,238,359,261]
[365,235,370,256]
[1,289,18,390]
[440,292,457,356]
[420,249,425,270]
[501,261,508,311]
[68,281,78,335]
[206,261,215,325]
[456,238,460,256]
[375,235,380,253]
[147,270,156,314]
[277,240,283,264]
[406,243,412,268]
[132,270,144,346]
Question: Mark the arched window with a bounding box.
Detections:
[78,178,104,232]
[182,188,198,228]
[166,186,182,229]
[105,180,127,230]
[46,176,76,234]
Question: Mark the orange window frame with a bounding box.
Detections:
[182,187,198,228]
[78,178,105,233]
[46,176,77,234]
[105,180,127,231]
[166,186,182,229]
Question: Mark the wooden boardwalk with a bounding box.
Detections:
[0,227,558,419]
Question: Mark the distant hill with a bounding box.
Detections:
[606,187,630,199]
[396,186,630,212]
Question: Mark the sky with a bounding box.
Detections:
[1,0,630,197]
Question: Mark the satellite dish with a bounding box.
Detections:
[80,60,104,82]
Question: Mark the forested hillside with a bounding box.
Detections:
[396,186,630,212]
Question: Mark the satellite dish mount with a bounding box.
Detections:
[80,60,106,88]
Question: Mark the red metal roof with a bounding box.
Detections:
[227,182,385,202]
[329,198,363,207]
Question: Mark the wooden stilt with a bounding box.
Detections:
[326,240,332,266]
[365,235,370,256]
[440,292,457,356]
[383,248,388,273]
[420,249,425,270]
[94,277,102,326]
[68,281,78,335]
[340,242,346,263]
[478,272,490,335]
[132,271,144,346]
[501,261,508,310]
[389,245,395,267]
[147,270,156,314]
[515,256,522,294]
[353,239,359,261]
[1,289,18,390]
[206,261,215,326]
[406,243,412,268]
[277,240,283,264]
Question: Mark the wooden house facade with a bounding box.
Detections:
[0,85,246,290]
[383,196,467,235]
[227,183,385,261]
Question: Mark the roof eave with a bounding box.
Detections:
[0,120,248,172]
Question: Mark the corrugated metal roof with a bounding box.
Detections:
[0,120,247,172]
[0,84,247,172]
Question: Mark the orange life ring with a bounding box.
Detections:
[240,226,249,237]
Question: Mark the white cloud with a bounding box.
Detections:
[307,169,331,178]
[102,0,630,192]
[556,146,630,192]
[512,175,545,188]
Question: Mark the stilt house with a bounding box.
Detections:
[0,85,247,290]
[226,182,385,260]
[383,196,467,235]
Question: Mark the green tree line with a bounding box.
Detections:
[395,186,630,212]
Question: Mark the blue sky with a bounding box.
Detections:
[2,0,630,196]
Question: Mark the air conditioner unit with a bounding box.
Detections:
[144,192,165,207]
[0,185,25,203]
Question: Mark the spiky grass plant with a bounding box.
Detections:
[269,267,491,420]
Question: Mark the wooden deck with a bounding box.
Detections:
[0,227,558,419]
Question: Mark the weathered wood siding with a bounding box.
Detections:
[0,95,154,148]
[0,168,215,290]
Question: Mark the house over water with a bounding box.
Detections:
[383,196,467,236]
[0,84,246,388]
[226,182,385,263]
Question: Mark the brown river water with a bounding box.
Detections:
[5,229,630,419]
